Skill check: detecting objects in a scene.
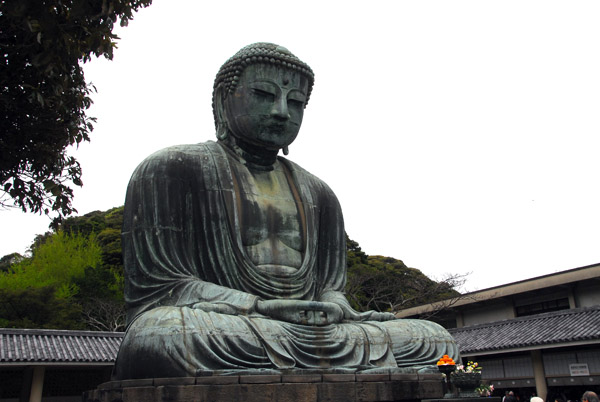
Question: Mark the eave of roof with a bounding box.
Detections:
[0,328,124,364]
[396,263,600,318]
[449,306,600,356]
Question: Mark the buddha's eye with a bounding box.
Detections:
[251,88,275,102]
[287,92,306,108]
[287,98,304,108]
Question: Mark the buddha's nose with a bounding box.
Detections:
[271,97,290,120]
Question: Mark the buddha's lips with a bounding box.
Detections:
[264,123,288,134]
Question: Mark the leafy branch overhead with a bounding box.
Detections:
[0,0,152,222]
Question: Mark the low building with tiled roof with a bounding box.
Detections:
[0,328,121,364]
[397,263,600,402]
[0,328,122,402]
[450,306,600,356]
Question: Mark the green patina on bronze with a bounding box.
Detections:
[114,43,459,379]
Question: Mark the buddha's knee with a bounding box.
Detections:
[115,307,195,378]
[116,306,274,378]
[382,318,454,340]
[377,319,459,365]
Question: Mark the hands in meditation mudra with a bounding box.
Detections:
[114,43,459,379]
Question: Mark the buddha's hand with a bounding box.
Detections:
[338,305,397,322]
[191,302,239,315]
[317,290,397,322]
[256,299,343,326]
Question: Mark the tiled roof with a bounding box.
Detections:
[0,328,123,364]
[449,306,600,355]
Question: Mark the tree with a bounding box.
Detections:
[0,230,105,329]
[80,297,126,331]
[55,208,126,330]
[0,286,84,329]
[0,208,127,330]
[0,230,103,291]
[59,207,126,330]
[345,235,466,313]
[0,223,128,330]
[0,252,23,272]
[0,0,152,222]
[75,266,126,331]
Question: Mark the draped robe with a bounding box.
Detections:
[114,141,459,379]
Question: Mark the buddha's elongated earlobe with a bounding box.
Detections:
[216,122,229,141]
[214,87,229,141]
[282,146,289,155]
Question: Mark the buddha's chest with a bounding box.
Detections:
[232,163,305,268]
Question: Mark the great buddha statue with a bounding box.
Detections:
[114,43,459,379]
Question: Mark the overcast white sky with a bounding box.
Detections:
[2,0,600,292]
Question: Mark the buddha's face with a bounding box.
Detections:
[224,63,309,151]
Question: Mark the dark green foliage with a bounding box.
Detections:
[97,227,122,267]
[346,236,368,266]
[61,207,124,269]
[0,0,152,221]
[0,231,102,291]
[73,266,125,331]
[0,252,23,272]
[0,230,101,328]
[0,286,84,329]
[60,207,126,330]
[345,235,461,313]
[0,207,125,330]
[28,231,54,254]
[61,210,107,236]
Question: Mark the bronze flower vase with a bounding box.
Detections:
[437,364,456,398]
[451,372,482,398]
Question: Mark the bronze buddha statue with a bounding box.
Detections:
[114,43,459,379]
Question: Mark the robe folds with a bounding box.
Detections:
[114,141,459,379]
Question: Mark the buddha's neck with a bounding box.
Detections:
[220,136,279,171]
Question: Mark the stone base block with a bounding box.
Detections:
[84,372,443,402]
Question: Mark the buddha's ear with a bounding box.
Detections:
[214,86,229,140]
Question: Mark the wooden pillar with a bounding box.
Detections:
[456,311,465,328]
[28,366,45,402]
[20,367,34,402]
[567,286,578,309]
[531,350,547,400]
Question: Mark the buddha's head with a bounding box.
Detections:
[212,43,314,155]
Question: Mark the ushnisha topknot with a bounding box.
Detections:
[212,42,315,127]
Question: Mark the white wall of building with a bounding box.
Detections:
[576,283,600,307]
[462,302,515,327]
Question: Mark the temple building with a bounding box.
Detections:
[0,330,117,401]
[397,263,600,401]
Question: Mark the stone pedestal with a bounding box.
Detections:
[424,398,501,402]
[84,372,444,402]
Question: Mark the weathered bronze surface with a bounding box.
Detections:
[113,43,459,379]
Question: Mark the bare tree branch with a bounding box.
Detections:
[81,297,126,332]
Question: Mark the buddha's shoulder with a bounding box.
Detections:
[132,141,223,175]
[141,141,219,162]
